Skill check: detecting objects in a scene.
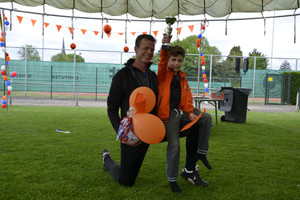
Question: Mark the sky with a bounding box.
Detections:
[0,2,300,70]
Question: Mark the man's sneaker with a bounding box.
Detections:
[180,165,209,186]
[101,149,111,164]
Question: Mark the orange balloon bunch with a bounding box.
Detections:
[129,87,165,144]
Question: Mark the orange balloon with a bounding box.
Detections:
[196,38,200,43]
[129,87,156,113]
[103,24,112,34]
[3,96,6,100]
[124,46,129,52]
[6,56,10,61]
[70,43,76,49]
[3,76,8,81]
[202,74,206,79]
[133,113,165,144]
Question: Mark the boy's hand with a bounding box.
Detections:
[188,112,197,121]
[162,33,172,44]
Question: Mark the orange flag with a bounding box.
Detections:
[176,27,182,35]
[107,33,111,38]
[17,16,23,24]
[56,25,62,32]
[152,30,158,36]
[44,22,50,28]
[68,27,74,34]
[188,25,194,33]
[31,19,37,27]
[118,33,124,35]
[180,113,202,132]
[131,32,136,36]
[93,31,99,36]
[81,29,87,35]
[142,32,147,34]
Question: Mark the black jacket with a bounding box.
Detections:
[107,59,158,133]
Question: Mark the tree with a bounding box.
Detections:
[279,60,292,71]
[17,44,41,61]
[51,53,85,62]
[248,48,268,70]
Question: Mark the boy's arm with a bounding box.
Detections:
[157,49,169,85]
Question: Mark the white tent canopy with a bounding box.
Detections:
[0,0,299,18]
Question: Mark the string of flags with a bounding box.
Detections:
[15,15,202,38]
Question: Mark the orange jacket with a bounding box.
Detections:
[156,49,194,122]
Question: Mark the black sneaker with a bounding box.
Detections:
[180,165,209,186]
[101,149,111,165]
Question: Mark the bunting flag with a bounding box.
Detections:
[152,30,158,36]
[44,22,50,28]
[93,31,99,36]
[188,25,194,33]
[56,25,62,32]
[16,16,23,24]
[142,31,147,34]
[81,29,87,35]
[176,27,182,35]
[107,32,111,38]
[118,33,124,35]
[31,19,37,27]
[68,27,74,34]
[131,32,136,36]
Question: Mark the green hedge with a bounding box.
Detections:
[282,71,300,105]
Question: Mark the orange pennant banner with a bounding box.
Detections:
[131,32,136,36]
[142,32,147,34]
[16,16,23,24]
[153,30,158,36]
[81,29,87,35]
[107,33,111,38]
[93,31,99,36]
[176,27,182,35]
[31,19,37,27]
[118,33,124,35]
[68,27,74,34]
[56,25,62,32]
[188,25,194,33]
[44,22,50,28]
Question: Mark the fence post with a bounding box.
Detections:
[25,45,28,97]
[251,57,257,104]
[50,65,53,99]
[73,50,76,99]
[95,67,98,101]
[296,91,299,112]
[209,55,213,89]
[76,85,79,107]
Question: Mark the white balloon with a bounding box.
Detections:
[204,83,208,88]
[200,30,205,34]
[202,66,205,70]
[1,65,5,70]
[7,86,12,91]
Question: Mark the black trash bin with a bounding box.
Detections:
[219,87,252,123]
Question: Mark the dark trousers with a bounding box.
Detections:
[104,142,149,186]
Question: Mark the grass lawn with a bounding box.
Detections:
[0,106,300,200]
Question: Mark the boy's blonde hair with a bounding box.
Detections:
[170,46,185,58]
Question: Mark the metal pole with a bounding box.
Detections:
[209,55,213,90]
[296,58,298,71]
[50,65,53,99]
[25,45,27,97]
[76,85,78,107]
[73,50,76,99]
[252,57,257,104]
[95,67,98,101]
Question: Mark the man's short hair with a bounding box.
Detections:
[170,46,186,58]
[135,34,156,47]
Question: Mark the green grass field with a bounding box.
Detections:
[1,106,300,200]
